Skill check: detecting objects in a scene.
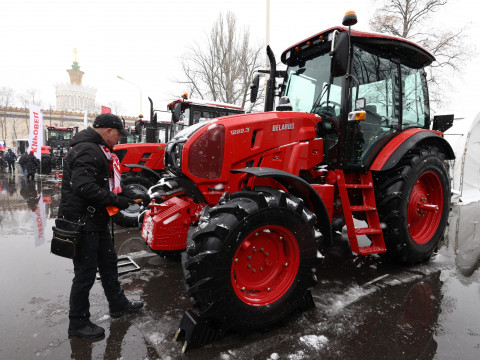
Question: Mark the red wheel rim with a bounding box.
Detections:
[407,170,443,244]
[231,225,300,306]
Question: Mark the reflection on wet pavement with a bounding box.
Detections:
[0,172,479,359]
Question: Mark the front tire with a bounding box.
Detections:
[374,146,451,264]
[183,188,320,330]
[113,172,153,227]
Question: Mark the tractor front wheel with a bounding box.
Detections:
[113,172,154,227]
[375,147,450,264]
[182,188,320,330]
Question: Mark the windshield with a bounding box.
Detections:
[283,52,343,114]
[48,130,73,140]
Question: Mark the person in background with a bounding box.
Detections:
[18,152,29,176]
[0,151,5,172]
[26,150,40,181]
[5,149,17,174]
[58,113,143,339]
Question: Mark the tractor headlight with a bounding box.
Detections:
[188,124,225,179]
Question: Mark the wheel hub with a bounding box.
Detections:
[231,225,300,306]
[407,170,443,244]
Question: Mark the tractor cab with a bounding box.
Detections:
[168,94,244,131]
[278,14,435,168]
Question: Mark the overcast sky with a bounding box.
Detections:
[1,0,478,120]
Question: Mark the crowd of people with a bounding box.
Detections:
[0,149,40,181]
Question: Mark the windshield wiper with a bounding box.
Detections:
[310,81,331,113]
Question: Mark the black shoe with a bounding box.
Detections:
[68,321,105,339]
[110,300,144,318]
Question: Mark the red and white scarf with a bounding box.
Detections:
[99,145,122,194]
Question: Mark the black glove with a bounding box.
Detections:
[115,196,132,210]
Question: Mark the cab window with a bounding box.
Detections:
[401,65,429,129]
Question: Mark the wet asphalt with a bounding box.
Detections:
[0,165,479,360]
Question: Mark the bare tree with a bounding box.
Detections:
[108,101,125,116]
[18,93,30,132]
[369,0,472,108]
[26,88,43,107]
[0,87,15,143]
[178,12,264,110]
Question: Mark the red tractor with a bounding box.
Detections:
[142,11,454,343]
[34,126,77,174]
[112,96,244,226]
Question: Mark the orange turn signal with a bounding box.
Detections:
[348,111,366,121]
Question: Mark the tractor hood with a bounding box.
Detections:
[164,111,322,182]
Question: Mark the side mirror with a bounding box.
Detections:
[330,32,349,78]
[172,102,182,123]
[250,74,260,103]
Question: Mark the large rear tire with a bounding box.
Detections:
[374,146,450,264]
[182,188,319,330]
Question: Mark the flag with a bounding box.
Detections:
[84,110,88,129]
[0,140,5,150]
[101,106,111,114]
[28,105,43,160]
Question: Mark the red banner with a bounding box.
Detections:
[101,106,111,114]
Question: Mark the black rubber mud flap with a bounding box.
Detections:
[174,290,315,352]
[174,310,228,353]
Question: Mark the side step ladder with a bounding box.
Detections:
[96,256,140,280]
[335,170,386,255]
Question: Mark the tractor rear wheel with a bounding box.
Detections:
[182,188,319,330]
[113,172,153,227]
[374,146,450,264]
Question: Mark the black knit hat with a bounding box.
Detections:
[93,113,129,136]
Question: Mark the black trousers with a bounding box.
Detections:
[69,229,128,329]
[7,161,15,172]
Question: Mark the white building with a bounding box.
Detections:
[55,53,96,113]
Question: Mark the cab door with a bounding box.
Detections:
[345,44,401,166]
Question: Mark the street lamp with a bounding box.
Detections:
[117,75,143,115]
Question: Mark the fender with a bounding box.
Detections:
[231,167,332,245]
[123,164,164,181]
[370,128,455,171]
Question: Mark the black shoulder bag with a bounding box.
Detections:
[51,206,95,259]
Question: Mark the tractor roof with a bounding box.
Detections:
[281,26,435,69]
[47,126,74,131]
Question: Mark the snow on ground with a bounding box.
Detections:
[299,334,328,350]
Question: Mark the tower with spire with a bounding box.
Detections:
[55,49,97,113]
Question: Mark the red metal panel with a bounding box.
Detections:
[114,143,166,173]
[311,184,334,223]
[141,197,204,251]
[370,128,434,171]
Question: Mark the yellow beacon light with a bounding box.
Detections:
[343,10,358,26]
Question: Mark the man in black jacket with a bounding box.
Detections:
[5,149,17,173]
[59,113,143,339]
